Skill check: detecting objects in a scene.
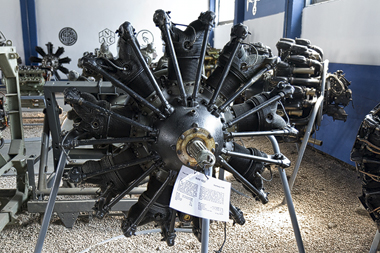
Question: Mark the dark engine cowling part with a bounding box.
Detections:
[65,89,134,139]
[324,70,352,121]
[231,92,287,132]
[122,174,174,237]
[206,24,272,102]
[228,142,267,196]
[250,37,352,141]
[160,11,213,83]
[351,103,380,229]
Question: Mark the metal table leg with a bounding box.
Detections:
[34,151,67,253]
[201,166,212,253]
[369,230,380,253]
[268,135,305,253]
[287,59,329,193]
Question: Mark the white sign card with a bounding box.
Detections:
[169,165,231,222]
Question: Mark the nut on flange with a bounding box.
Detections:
[176,127,215,167]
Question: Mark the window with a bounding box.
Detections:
[217,0,235,25]
[312,0,331,4]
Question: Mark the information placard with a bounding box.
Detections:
[169,165,231,222]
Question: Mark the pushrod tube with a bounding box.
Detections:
[224,94,283,129]
[192,12,215,104]
[82,155,160,180]
[226,128,298,138]
[123,170,176,236]
[81,56,166,120]
[218,65,271,112]
[154,10,187,106]
[208,41,241,108]
[122,22,174,115]
[105,164,158,211]
[63,136,156,149]
[219,157,268,204]
[221,149,291,168]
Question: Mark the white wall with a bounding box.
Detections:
[0,0,24,62]
[213,23,233,49]
[244,12,285,55]
[302,0,380,65]
[213,12,284,54]
[35,0,209,73]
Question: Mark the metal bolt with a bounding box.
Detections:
[177,150,182,155]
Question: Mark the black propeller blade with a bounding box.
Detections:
[33,42,72,81]
[35,46,46,57]
[58,66,69,74]
[58,57,71,64]
[54,47,65,57]
[46,42,53,55]
[30,56,42,63]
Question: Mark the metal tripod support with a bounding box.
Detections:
[200,134,305,253]
[286,59,329,194]
[369,230,380,253]
[33,81,143,252]
[200,166,213,253]
[32,77,312,252]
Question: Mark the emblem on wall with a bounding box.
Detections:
[247,0,261,15]
[99,28,115,46]
[59,27,77,46]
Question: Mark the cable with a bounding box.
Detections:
[100,57,126,71]
[278,100,290,125]
[257,166,273,182]
[359,170,380,183]
[79,228,192,253]
[241,42,259,68]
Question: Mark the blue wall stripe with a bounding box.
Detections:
[245,0,285,20]
[234,0,245,25]
[283,0,304,38]
[314,63,380,165]
[19,0,38,65]
[209,0,216,47]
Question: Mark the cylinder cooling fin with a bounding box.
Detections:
[351,103,380,228]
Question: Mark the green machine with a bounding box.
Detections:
[0,41,28,231]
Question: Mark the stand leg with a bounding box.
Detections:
[37,114,50,193]
[278,167,305,253]
[287,59,329,194]
[287,95,323,193]
[201,166,212,253]
[34,151,67,253]
[267,135,305,253]
[369,230,380,253]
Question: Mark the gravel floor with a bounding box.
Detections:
[0,113,377,252]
